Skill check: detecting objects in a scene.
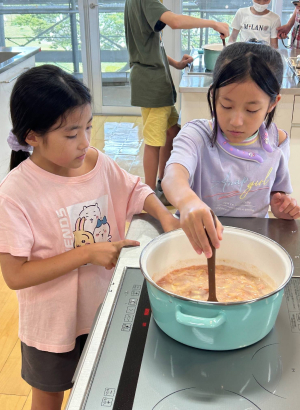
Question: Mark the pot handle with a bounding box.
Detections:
[175,306,226,329]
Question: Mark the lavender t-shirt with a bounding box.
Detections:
[166,120,292,217]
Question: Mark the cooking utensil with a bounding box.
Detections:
[140,227,293,350]
[286,57,300,82]
[280,24,299,49]
[206,210,218,302]
[220,33,226,47]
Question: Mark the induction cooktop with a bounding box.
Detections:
[83,268,300,410]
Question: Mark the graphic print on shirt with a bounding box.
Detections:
[73,201,112,247]
[56,196,112,252]
[73,217,95,248]
[203,167,273,214]
[243,23,269,32]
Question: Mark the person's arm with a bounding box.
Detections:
[0,193,180,290]
[228,28,239,43]
[167,54,193,70]
[162,164,223,258]
[277,9,296,39]
[269,129,299,219]
[270,38,278,48]
[160,11,229,37]
[0,238,139,290]
[143,193,180,232]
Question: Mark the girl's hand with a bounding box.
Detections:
[180,199,223,258]
[276,24,291,39]
[88,239,140,269]
[160,214,180,233]
[270,192,300,219]
[176,54,194,70]
[212,21,230,38]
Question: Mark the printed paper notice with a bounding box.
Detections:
[285,279,300,333]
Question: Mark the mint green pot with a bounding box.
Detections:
[201,44,223,71]
[140,228,293,351]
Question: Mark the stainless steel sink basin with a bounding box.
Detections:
[0,52,20,64]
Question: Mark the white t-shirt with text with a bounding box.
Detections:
[231,7,281,44]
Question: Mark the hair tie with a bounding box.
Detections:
[7,130,33,153]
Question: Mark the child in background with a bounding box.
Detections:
[229,0,280,48]
[277,1,300,48]
[162,42,300,259]
[0,65,179,410]
[125,0,229,203]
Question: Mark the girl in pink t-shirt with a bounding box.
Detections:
[0,65,178,409]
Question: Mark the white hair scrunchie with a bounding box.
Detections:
[7,130,33,153]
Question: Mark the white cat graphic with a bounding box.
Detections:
[94,217,112,243]
[79,204,101,234]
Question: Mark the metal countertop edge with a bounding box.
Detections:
[66,216,162,410]
[0,47,41,75]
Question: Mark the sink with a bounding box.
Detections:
[0,52,20,64]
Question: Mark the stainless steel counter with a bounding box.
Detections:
[180,48,300,95]
[66,214,300,409]
[0,46,41,75]
[66,214,163,410]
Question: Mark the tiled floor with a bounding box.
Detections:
[0,115,146,410]
[91,115,145,181]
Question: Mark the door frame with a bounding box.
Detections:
[78,0,140,115]
[163,0,182,113]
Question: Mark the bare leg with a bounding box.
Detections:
[31,387,64,410]
[143,144,160,190]
[158,124,180,180]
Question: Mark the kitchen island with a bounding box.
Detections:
[179,48,300,208]
[66,213,300,410]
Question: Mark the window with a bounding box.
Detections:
[282,0,296,25]
[0,1,82,77]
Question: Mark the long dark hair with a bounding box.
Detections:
[207,41,283,146]
[10,64,92,170]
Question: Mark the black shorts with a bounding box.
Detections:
[21,334,88,392]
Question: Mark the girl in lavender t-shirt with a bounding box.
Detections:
[163,41,300,259]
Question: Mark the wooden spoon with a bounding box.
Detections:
[206,210,218,302]
[220,34,226,48]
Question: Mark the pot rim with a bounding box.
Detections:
[139,226,294,306]
[203,43,223,51]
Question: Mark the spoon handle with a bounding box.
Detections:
[207,244,217,301]
[207,210,218,302]
[220,34,226,48]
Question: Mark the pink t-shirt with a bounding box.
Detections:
[0,148,153,353]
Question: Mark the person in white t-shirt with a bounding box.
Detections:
[229,0,280,48]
